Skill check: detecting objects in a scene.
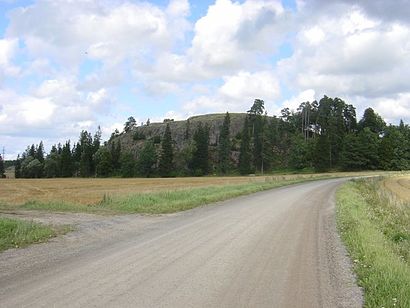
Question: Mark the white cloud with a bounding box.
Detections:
[6,0,189,69]
[188,0,287,72]
[0,38,20,77]
[280,7,410,100]
[374,93,410,124]
[183,70,280,115]
[278,89,316,114]
[220,71,280,101]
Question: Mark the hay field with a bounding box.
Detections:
[383,175,410,202]
[0,176,271,206]
[0,171,389,208]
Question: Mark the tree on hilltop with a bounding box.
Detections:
[159,123,174,177]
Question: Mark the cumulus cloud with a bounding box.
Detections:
[0,38,20,79]
[183,70,280,115]
[305,0,410,24]
[279,5,410,112]
[5,0,191,85]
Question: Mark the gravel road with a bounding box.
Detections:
[0,178,362,307]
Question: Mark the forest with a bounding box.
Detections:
[9,95,410,178]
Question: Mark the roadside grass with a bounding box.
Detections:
[336,178,410,308]
[0,217,67,252]
[15,175,332,214]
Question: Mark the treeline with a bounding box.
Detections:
[14,95,410,178]
[0,154,5,178]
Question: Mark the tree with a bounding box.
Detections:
[60,141,73,177]
[247,99,265,116]
[247,99,265,172]
[359,108,385,135]
[15,155,22,178]
[158,123,174,177]
[136,141,157,177]
[26,159,43,178]
[379,126,410,170]
[239,117,252,174]
[110,141,121,172]
[218,112,231,174]
[190,123,209,176]
[124,116,136,133]
[78,130,93,177]
[313,134,331,171]
[120,153,136,177]
[94,147,112,177]
[36,141,45,163]
[289,134,309,169]
[0,154,5,178]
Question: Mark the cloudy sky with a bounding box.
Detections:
[1,0,410,159]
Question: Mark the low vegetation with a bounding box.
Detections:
[3,175,334,214]
[336,176,410,307]
[0,217,62,252]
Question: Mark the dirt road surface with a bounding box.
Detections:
[0,179,362,307]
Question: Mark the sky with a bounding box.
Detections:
[1,0,410,159]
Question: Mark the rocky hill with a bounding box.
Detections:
[113,113,248,159]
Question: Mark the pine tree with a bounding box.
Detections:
[158,123,174,177]
[190,123,209,176]
[61,141,73,177]
[110,141,121,171]
[15,155,22,178]
[136,141,157,177]
[0,154,5,178]
[239,117,252,175]
[94,147,112,177]
[120,153,136,177]
[78,130,93,177]
[218,112,231,174]
[36,141,45,163]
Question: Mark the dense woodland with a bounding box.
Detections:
[12,95,410,178]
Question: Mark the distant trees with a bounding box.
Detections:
[13,95,410,178]
[218,112,231,174]
[136,141,157,177]
[190,123,210,176]
[0,154,5,178]
[124,116,136,133]
[158,123,174,177]
[239,117,252,175]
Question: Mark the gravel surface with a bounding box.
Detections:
[0,179,362,307]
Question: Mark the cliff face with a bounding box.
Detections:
[113,113,247,164]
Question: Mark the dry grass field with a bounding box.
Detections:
[383,175,410,202]
[0,176,271,206]
[0,171,392,208]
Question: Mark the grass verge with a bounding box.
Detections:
[15,175,332,214]
[336,178,410,308]
[0,217,66,252]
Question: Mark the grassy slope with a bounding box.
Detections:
[336,179,410,308]
[18,176,331,214]
[0,217,62,252]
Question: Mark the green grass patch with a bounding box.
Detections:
[0,217,65,252]
[336,179,410,308]
[13,176,331,214]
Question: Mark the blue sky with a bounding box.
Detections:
[1,0,410,159]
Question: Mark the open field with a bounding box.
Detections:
[0,174,338,214]
[383,175,410,202]
[336,177,410,307]
[0,171,390,209]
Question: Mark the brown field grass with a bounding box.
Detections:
[0,171,392,208]
[383,175,410,202]
[0,176,271,206]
